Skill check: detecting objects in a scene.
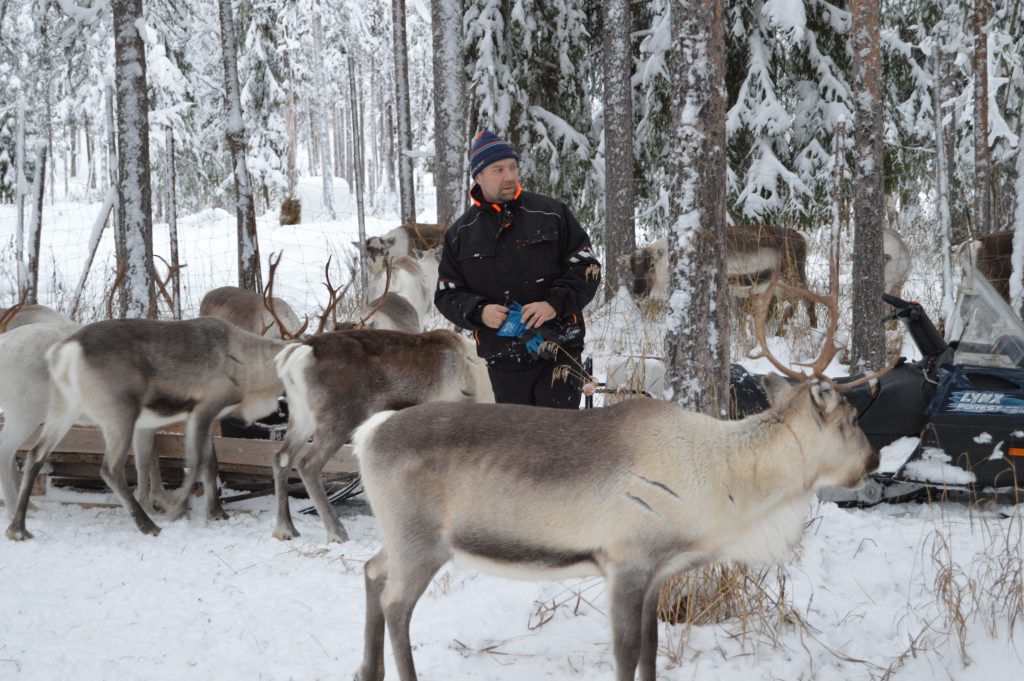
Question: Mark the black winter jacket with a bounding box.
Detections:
[434,185,601,365]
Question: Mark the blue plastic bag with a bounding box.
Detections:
[497,301,527,338]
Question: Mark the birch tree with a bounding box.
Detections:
[602,0,636,295]
[26,142,46,305]
[112,0,155,318]
[432,0,465,224]
[664,0,730,415]
[218,0,262,293]
[849,0,886,372]
[392,0,416,223]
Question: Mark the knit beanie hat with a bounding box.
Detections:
[469,130,519,178]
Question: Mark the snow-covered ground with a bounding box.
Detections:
[2,188,1023,680]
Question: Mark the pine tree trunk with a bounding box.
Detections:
[432,0,466,224]
[384,101,396,195]
[973,0,992,235]
[70,120,77,179]
[1011,115,1024,319]
[85,116,96,191]
[664,0,730,415]
[284,47,298,197]
[15,98,27,302]
[849,0,886,371]
[392,0,416,222]
[218,0,263,293]
[348,52,368,294]
[934,54,956,321]
[166,126,181,319]
[312,9,335,218]
[333,106,343,178]
[308,109,318,176]
[26,142,47,305]
[105,83,125,316]
[602,0,636,297]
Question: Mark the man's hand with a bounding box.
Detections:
[521,301,557,329]
[481,304,509,329]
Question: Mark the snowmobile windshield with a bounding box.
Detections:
[946,266,1024,368]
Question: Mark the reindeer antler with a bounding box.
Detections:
[262,252,309,339]
[355,257,393,329]
[151,254,184,319]
[313,255,354,335]
[747,257,896,390]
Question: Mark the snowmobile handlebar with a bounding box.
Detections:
[879,293,948,359]
[881,292,912,310]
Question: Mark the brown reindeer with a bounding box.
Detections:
[271,328,493,544]
[626,226,817,334]
[956,230,1015,302]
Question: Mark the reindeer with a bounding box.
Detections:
[0,304,69,332]
[270,328,493,544]
[199,287,304,339]
[956,230,1015,302]
[0,319,80,519]
[350,378,878,681]
[627,226,817,333]
[5,317,286,540]
[363,223,448,276]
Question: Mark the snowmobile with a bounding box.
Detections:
[752,267,1024,507]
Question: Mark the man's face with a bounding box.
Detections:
[475,158,520,203]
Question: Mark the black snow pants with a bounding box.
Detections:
[486,352,583,409]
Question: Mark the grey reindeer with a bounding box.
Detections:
[5,317,285,540]
[349,376,879,681]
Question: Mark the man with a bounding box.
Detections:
[435,130,601,408]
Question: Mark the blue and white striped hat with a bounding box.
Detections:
[469,130,519,178]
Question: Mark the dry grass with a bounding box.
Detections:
[657,564,807,666]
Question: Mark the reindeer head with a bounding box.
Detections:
[762,374,879,488]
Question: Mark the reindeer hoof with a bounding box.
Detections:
[5,525,33,541]
[167,504,188,521]
[207,506,230,521]
[327,529,350,544]
[273,525,299,541]
[139,523,161,537]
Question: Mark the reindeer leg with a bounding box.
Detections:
[608,564,654,681]
[380,543,448,681]
[5,407,78,540]
[99,413,161,536]
[638,578,665,681]
[132,427,160,514]
[296,433,349,544]
[0,411,40,521]
[354,549,388,681]
[168,410,215,521]
[203,434,228,521]
[271,434,304,541]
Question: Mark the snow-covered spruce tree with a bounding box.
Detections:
[849,0,886,372]
[464,0,600,226]
[218,0,262,293]
[433,0,465,224]
[664,0,731,415]
[112,0,156,318]
[602,0,636,294]
[239,0,288,212]
[633,0,672,236]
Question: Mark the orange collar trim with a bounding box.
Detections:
[469,184,523,211]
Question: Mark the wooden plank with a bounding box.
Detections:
[8,421,357,476]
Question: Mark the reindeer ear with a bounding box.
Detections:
[809,380,841,415]
[761,373,794,405]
